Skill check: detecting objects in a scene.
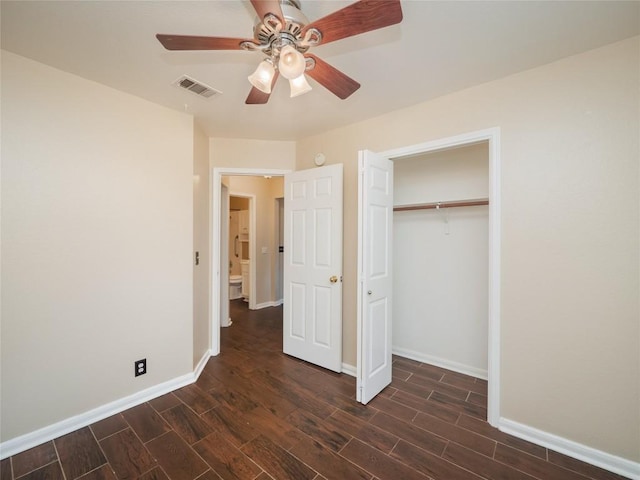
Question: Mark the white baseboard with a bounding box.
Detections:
[341,362,356,377]
[392,346,488,380]
[499,418,640,480]
[254,300,283,309]
[194,349,212,381]
[0,350,213,460]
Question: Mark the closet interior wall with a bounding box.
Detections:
[393,142,490,379]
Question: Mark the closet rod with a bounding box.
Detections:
[393,198,489,212]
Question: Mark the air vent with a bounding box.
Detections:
[173,75,221,99]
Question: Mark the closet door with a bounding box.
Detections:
[357,150,393,404]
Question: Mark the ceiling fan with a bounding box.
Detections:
[156,0,403,104]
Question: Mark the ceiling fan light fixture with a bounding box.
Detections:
[248,59,275,93]
[278,45,306,80]
[289,74,312,98]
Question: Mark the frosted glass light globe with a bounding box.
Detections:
[289,74,312,98]
[278,45,306,80]
[248,60,275,94]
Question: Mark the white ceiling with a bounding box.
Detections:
[2,1,638,141]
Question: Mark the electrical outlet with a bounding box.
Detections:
[135,358,146,377]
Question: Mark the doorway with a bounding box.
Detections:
[358,128,501,425]
[211,168,291,356]
[228,193,253,310]
[212,165,345,374]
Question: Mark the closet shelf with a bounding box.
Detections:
[393,198,489,212]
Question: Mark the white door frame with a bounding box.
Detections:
[368,127,501,426]
[210,167,291,355]
[274,197,285,305]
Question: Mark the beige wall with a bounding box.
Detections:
[193,122,210,368]
[229,197,249,210]
[210,137,295,170]
[296,37,639,461]
[225,176,284,307]
[1,52,194,441]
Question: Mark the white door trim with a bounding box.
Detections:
[375,127,501,426]
[210,167,291,355]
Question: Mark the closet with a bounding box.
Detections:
[392,142,489,379]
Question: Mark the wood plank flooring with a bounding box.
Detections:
[1,300,629,480]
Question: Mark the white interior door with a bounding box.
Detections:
[283,164,343,372]
[357,150,394,404]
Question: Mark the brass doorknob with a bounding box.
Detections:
[330,275,338,283]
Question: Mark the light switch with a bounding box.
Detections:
[261,247,268,254]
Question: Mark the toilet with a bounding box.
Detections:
[229,275,243,300]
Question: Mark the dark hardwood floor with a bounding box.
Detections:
[1,300,629,480]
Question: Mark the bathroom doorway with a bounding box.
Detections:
[228,195,251,307]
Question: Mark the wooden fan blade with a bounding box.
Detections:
[246,72,280,104]
[302,0,402,46]
[246,87,271,104]
[250,0,284,23]
[156,34,253,51]
[305,54,360,99]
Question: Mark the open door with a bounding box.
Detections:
[357,150,394,404]
[283,164,343,372]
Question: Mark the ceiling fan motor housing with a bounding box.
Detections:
[253,0,311,57]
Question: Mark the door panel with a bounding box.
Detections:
[290,282,306,339]
[358,151,394,404]
[368,298,389,374]
[284,164,343,372]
